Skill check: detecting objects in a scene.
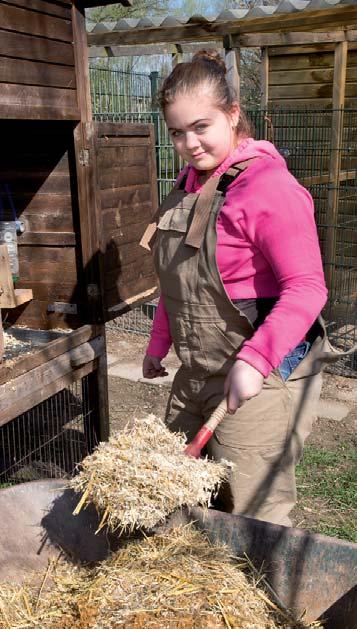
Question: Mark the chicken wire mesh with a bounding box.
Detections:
[0,375,98,486]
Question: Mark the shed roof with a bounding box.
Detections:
[87,0,357,48]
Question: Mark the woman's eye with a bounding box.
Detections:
[195,125,208,133]
[170,130,183,138]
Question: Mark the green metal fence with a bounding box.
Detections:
[90,67,356,376]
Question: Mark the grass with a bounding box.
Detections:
[296,442,357,542]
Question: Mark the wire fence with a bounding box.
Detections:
[90,67,356,376]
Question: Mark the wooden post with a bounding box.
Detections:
[72,0,109,443]
[223,35,240,99]
[172,45,183,67]
[260,47,270,141]
[325,41,348,291]
[0,311,3,363]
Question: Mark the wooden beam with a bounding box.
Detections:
[299,170,357,187]
[224,45,240,99]
[261,47,269,110]
[88,41,223,57]
[0,324,98,385]
[236,30,357,48]
[325,41,348,291]
[172,45,183,67]
[87,6,357,47]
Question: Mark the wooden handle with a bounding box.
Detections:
[184,398,228,458]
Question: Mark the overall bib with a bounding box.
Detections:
[142,163,343,526]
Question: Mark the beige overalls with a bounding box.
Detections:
[142,162,343,526]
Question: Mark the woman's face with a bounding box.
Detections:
[165,88,239,172]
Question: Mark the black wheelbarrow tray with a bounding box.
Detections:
[1,479,356,628]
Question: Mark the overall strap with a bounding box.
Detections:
[185,158,257,249]
[140,170,189,250]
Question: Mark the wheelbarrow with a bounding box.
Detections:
[0,480,356,628]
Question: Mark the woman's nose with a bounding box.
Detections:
[185,132,200,150]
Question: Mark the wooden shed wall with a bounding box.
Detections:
[0,1,80,120]
[1,120,81,329]
[268,46,357,108]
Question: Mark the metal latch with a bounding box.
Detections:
[79,149,90,166]
[47,302,78,314]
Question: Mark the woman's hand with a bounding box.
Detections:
[224,359,264,414]
[142,354,168,379]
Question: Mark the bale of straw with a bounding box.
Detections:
[70,415,230,532]
[0,525,321,629]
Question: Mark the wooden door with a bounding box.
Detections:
[76,121,158,323]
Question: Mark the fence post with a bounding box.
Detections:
[150,71,161,195]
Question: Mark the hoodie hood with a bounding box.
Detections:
[185,138,287,192]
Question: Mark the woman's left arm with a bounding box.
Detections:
[226,165,327,412]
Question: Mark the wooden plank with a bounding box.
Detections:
[3,299,81,329]
[0,359,97,426]
[72,0,92,122]
[18,231,76,246]
[96,122,152,138]
[88,6,357,46]
[270,66,357,85]
[98,163,150,189]
[238,30,350,48]
[4,0,71,19]
[0,311,3,362]
[88,41,223,58]
[97,144,148,169]
[299,170,357,187]
[0,57,76,89]
[269,83,334,99]
[0,4,73,42]
[325,41,348,291]
[0,324,97,385]
[19,212,74,233]
[15,279,78,303]
[0,84,80,120]
[0,340,102,426]
[99,183,152,212]
[18,246,77,283]
[0,245,15,309]
[0,30,74,65]
[2,174,72,195]
[105,274,158,309]
[270,52,334,71]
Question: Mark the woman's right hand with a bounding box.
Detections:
[142,354,168,379]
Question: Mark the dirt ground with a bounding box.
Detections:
[106,327,356,535]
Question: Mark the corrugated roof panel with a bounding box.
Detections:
[86,0,357,34]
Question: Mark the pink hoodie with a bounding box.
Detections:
[146,138,327,377]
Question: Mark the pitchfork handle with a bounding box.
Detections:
[184,399,228,458]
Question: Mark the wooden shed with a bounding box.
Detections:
[0,0,158,482]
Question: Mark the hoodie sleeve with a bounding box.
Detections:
[146,296,173,358]
[236,162,327,377]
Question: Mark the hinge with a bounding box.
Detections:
[79,149,90,166]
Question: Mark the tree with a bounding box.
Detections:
[86,1,168,23]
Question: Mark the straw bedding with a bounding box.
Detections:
[70,415,231,532]
[0,525,320,629]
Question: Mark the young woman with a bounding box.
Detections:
[141,50,336,526]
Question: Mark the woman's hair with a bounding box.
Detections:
[158,49,253,138]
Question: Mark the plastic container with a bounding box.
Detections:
[0,221,19,282]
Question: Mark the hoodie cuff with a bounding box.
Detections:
[237,346,273,378]
[146,337,171,359]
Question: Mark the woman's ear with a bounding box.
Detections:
[230,102,240,128]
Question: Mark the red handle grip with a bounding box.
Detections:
[184,426,214,458]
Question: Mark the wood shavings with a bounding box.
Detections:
[0,525,321,629]
[70,415,230,532]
